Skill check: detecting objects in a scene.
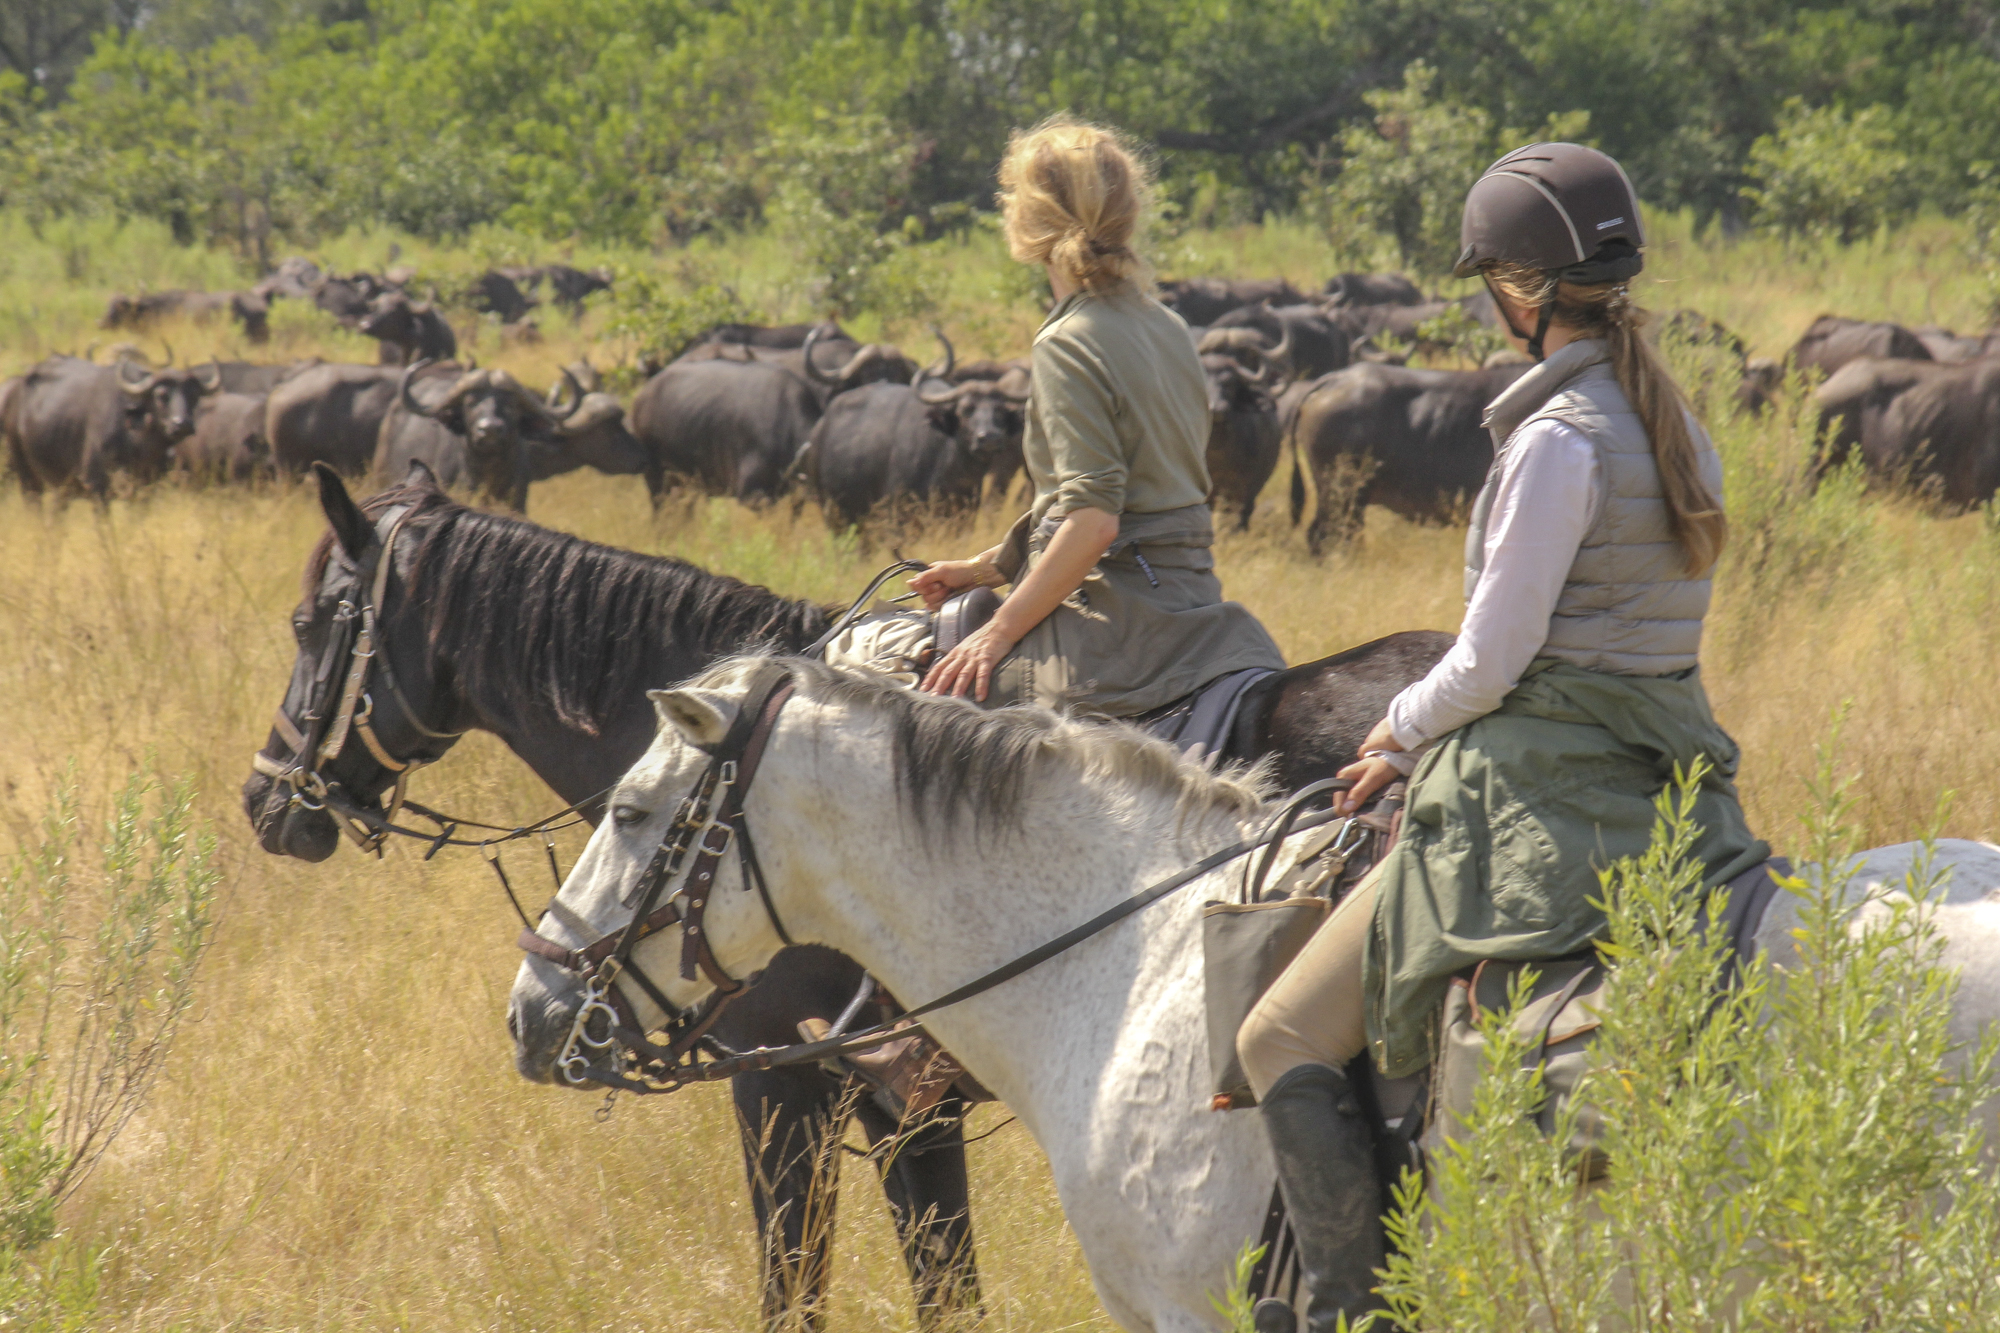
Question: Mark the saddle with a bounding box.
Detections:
[937,586,1276,762]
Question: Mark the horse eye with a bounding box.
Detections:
[291,619,309,644]
[612,804,649,828]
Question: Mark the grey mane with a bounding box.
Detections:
[697,655,1273,836]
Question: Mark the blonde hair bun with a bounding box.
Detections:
[998,114,1152,292]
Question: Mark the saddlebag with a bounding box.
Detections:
[1202,787,1403,1111]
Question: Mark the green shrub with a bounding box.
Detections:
[0,770,219,1326]
[1381,752,2000,1329]
[600,272,765,378]
[1742,101,1916,246]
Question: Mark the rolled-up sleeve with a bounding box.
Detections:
[1032,330,1125,516]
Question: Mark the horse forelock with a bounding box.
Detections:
[301,484,832,735]
[693,655,1274,838]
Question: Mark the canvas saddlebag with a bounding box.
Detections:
[1202,785,1403,1111]
[1422,954,1611,1179]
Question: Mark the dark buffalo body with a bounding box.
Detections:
[1790,316,1931,380]
[265,362,403,475]
[801,381,990,527]
[182,391,270,482]
[1321,272,1425,307]
[1198,351,1284,531]
[102,288,270,343]
[4,356,219,498]
[1211,301,1352,379]
[200,360,314,395]
[360,291,458,367]
[690,320,850,351]
[310,271,395,326]
[1810,357,1951,478]
[469,271,538,324]
[1157,277,1309,325]
[1874,360,2000,509]
[1290,361,1529,551]
[631,357,821,505]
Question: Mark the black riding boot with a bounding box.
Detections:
[1257,1062,1387,1332]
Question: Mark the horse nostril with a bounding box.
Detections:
[507,1009,520,1041]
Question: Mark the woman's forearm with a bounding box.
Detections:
[991,507,1119,640]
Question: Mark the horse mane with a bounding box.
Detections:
[308,480,833,736]
[703,655,1273,836]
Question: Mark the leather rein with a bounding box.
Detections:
[521,662,1349,1097]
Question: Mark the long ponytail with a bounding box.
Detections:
[1486,263,1727,576]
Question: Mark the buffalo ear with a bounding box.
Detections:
[648,688,736,751]
[314,463,372,561]
[403,458,440,491]
[925,406,959,435]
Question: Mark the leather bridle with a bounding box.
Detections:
[520,660,798,1088]
[252,505,466,853]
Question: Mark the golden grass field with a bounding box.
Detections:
[2,210,1998,1330]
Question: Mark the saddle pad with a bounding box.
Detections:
[1137,666,1276,765]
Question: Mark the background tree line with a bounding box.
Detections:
[1,0,1996,271]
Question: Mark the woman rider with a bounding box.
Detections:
[1235,143,1768,1327]
[898,115,1283,711]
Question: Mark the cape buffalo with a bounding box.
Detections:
[360,291,458,366]
[675,326,917,406]
[180,391,270,483]
[102,289,270,343]
[689,320,851,350]
[4,355,220,499]
[1912,325,2000,364]
[542,264,614,312]
[309,270,396,326]
[196,360,315,395]
[376,362,646,511]
[800,380,992,528]
[1289,361,1530,551]
[1809,357,1953,479]
[265,362,405,475]
[1198,345,1286,531]
[630,357,821,506]
[1211,302,1349,378]
[1789,316,1931,380]
[1157,277,1308,325]
[1871,360,2000,509]
[469,271,538,325]
[1321,273,1424,307]
[257,256,322,300]
[907,368,1033,513]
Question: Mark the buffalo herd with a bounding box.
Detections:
[10,257,2000,531]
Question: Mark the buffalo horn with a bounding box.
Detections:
[555,366,586,419]
[914,376,964,406]
[398,358,441,418]
[195,361,224,393]
[924,322,956,380]
[801,324,835,385]
[117,358,156,396]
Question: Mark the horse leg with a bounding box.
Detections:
[733,1066,849,1333]
[853,1091,982,1330]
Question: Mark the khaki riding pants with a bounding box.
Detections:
[1235,874,1377,1100]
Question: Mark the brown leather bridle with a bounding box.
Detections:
[520,660,798,1089]
[252,504,467,853]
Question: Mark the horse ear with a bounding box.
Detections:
[649,688,735,750]
[404,458,439,490]
[314,463,371,561]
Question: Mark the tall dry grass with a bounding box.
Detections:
[3,210,1999,1329]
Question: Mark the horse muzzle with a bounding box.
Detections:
[507,960,597,1087]
[242,769,341,862]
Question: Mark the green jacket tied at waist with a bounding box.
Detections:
[1363,660,1769,1077]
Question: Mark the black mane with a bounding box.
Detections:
[351,482,833,736]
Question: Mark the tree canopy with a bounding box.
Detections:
[3,0,1993,255]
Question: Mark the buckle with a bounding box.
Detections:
[698,822,734,856]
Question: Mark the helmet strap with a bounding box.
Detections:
[1527,300,1557,362]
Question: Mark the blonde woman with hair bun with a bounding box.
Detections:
[901,115,1282,713]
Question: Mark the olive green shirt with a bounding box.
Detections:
[1024,281,1212,522]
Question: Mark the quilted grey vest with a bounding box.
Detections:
[1465,339,1721,675]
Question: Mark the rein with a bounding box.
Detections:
[523,675,1349,1096]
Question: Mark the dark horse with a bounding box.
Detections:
[242,463,1449,1329]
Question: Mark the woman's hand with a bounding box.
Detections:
[909,559,1000,612]
[1334,716,1405,814]
[920,620,1021,702]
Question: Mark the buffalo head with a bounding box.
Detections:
[915,369,1032,460]
[802,325,918,394]
[118,355,221,464]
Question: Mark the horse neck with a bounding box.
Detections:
[753,704,1251,1115]
[395,520,827,812]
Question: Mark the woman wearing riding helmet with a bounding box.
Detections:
[1235,144,1768,1327]
[879,114,1282,713]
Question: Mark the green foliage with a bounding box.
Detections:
[600,272,764,376]
[1381,753,2000,1329]
[0,770,219,1250]
[1743,100,1916,245]
[1206,1239,1266,1333]
[1412,304,1507,366]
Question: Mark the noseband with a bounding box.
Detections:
[520,661,797,1088]
[252,505,465,852]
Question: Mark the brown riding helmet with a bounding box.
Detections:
[1454,142,1644,284]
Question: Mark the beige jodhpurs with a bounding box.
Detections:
[1234,874,1377,1100]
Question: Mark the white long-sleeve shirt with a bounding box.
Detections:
[1382,419,1601,769]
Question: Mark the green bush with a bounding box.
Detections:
[1742,101,1916,246]
[0,770,219,1326]
[1381,754,2000,1329]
